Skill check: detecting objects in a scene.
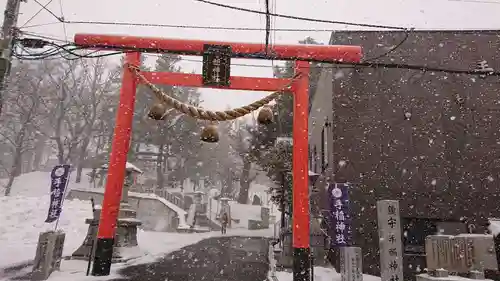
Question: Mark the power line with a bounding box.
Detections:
[22,21,60,29]
[21,0,410,32]
[14,41,123,60]
[31,0,63,22]
[33,19,348,32]
[16,37,500,76]
[20,0,54,28]
[193,0,409,30]
[15,36,500,77]
[271,0,277,46]
[20,31,70,43]
[175,56,500,77]
[264,0,271,52]
[57,0,67,41]
[363,29,413,62]
[270,0,277,70]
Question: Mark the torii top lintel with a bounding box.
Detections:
[73,34,363,63]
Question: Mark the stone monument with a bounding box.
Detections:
[72,163,143,262]
[31,231,66,281]
[423,234,497,279]
[377,200,404,281]
[340,247,363,281]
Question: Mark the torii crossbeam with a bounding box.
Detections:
[73,33,362,281]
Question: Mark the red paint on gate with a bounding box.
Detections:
[75,33,362,251]
[96,52,140,239]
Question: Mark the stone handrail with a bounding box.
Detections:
[140,187,185,209]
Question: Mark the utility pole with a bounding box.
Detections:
[0,0,23,116]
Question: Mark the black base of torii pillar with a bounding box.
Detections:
[71,203,142,262]
[72,165,143,263]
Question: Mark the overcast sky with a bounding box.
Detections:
[4,0,500,110]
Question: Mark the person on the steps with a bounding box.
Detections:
[221,212,228,234]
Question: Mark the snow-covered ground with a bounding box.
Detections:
[0,195,90,267]
[0,171,275,281]
[274,267,381,281]
[0,170,93,197]
[0,193,232,268]
[0,170,381,281]
[0,192,273,280]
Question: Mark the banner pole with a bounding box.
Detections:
[54,167,72,232]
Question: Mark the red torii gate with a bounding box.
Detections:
[73,33,362,281]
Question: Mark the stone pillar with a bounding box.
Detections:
[32,231,65,281]
[340,247,363,281]
[377,200,403,281]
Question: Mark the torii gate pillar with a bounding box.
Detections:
[73,33,362,281]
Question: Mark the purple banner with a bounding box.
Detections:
[328,183,351,247]
[45,164,71,223]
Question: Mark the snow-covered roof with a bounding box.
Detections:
[488,218,500,236]
[126,162,143,174]
[100,162,143,174]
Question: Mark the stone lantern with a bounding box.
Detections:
[72,162,143,262]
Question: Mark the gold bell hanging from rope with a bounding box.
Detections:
[200,123,220,143]
[148,102,168,120]
[257,105,274,125]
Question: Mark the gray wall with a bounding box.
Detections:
[310,30,500,279]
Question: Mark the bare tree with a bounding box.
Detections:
[72,59,120,182]
[231,120,257,204]
[39,58,120,182]
[1,62,45,195]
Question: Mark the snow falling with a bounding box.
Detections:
[1,1,500,281]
